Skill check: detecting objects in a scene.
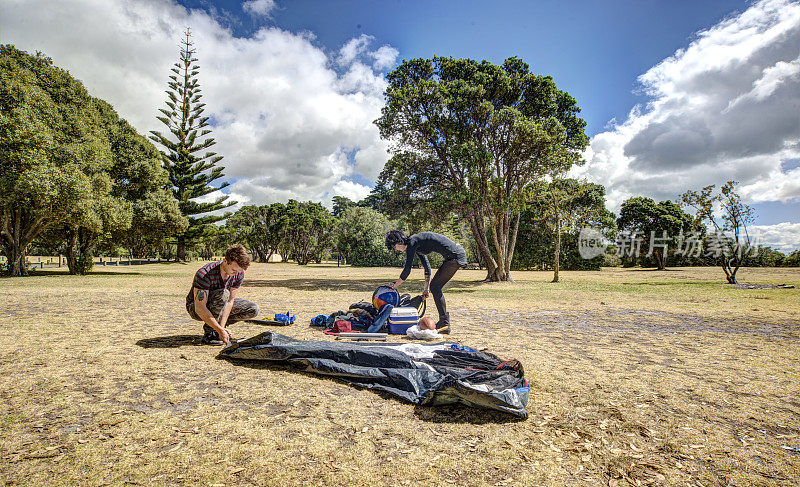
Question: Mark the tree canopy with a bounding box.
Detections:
[334,206,404,267]
[375,56,589,281]
[0,45,187,275]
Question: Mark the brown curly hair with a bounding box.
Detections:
[225,244,251,270]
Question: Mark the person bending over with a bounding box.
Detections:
[385,231,467,334]
[186,244,259,345]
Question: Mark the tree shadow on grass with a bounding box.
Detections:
[627,268,685,272]
[21,269,143,277]
[220,357,523,424]
[136,334,202,348]
[412,404,525,424]
[244,278,481,293]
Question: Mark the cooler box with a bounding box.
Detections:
[387,306,419,334]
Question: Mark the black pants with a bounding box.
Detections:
[430,259,462,319]
[186,288,259,333]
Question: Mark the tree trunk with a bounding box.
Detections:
[655,250,666,270]
[488,211,507,280]
[66,228,95,275]
[466,209,495,280]
[552,215,561,283]
[1,209,26,276]
[2,245,27,277]
[176,235,187,262]
[466,206,511,282]
[505,212,520,278]
[1,233,27,277]
[1,208,51,276]
[66,229,79,275]
[724,257,740,284]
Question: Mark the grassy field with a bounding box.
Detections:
[1,263,799,486]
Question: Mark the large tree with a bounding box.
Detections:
[67,99,188,273]
[375,56,589,281]
[617,197,695,270]
[149,29,234,261]
[680,181,755,283]
[93,98,187,259]
[33,98,188,273]
[0,45,112,276]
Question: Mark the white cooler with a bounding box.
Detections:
[387,306,419,334]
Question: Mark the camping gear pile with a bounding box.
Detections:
[310,286,426,336]
[220,332,529,418]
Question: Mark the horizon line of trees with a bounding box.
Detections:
[217,183,799,276]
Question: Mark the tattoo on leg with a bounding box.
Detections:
[196,289,207,301]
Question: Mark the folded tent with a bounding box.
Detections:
[219,332,529,418]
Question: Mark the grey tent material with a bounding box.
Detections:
[218,332,529,418]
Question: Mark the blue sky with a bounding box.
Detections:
[3,0,799,250]
[176,0,744,137]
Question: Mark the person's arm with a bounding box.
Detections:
[193,286,231,343]
[419,254,432,298]
[217,287,238,328]
[396,243,416,286]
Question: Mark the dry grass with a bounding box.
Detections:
[1,263,798,486]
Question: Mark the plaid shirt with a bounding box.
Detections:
[185,260,244,306]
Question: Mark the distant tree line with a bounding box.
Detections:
[220,178,798,277]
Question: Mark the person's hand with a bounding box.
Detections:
[422,289,430,300]
[218,327,231,345]
[387,282,396,289]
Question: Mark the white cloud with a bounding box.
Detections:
[751,222,800,253]
[572,0,800,213]
[1,0,393,207]
[331,180,373,202]
[337,34,373,66]
[242,0,277,17]
[726,56,800,109]
[371,45,399,71]
[193,189,251,216]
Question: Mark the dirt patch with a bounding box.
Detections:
[462,308,800,338]
[735,283,796,290]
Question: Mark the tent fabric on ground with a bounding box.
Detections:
[218,332,529,418]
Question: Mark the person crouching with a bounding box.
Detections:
[185,244,259,345]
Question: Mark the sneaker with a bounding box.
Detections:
[435,313,451,334]
[201,331,223,345]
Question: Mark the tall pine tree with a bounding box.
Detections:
[150,29,234,261]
